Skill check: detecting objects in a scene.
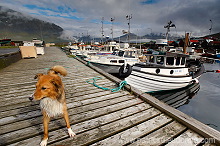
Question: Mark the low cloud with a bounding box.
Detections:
[1,0,220,38]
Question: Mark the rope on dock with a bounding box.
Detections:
[86,76,127,92]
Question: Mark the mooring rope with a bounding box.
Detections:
[86,76,127,92]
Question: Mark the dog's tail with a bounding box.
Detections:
[48,65,67,76]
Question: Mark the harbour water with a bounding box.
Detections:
[178,62,220,132]
[150,62,220,132]
[0,48,20,55]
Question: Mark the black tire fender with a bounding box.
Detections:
[119,64,132,78]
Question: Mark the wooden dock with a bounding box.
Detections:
[0,47,220,146]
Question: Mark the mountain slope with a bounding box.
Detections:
[0,6,64,42]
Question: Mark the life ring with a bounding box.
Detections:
[119,64,132,78]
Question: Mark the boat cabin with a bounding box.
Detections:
[145,52,188,68]
[117,49,140,58]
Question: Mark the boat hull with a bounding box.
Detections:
[125,69,193,93]
[88,61,121,74]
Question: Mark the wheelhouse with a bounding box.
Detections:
[145,52,188,68]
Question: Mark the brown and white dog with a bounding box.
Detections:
[29,65,76,146]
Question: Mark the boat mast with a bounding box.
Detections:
[184,32,189,54]
[164,20,176,41]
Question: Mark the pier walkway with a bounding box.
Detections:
[0,47,220,146]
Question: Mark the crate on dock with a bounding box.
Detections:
[36,46,45,55]
[19,46,37,58]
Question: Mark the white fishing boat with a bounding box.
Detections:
[84,49,140,77]
[68,45,80,55]
[125,52,204,93]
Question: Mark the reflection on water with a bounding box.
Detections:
[151,62,220,132]
[149,83,200,108]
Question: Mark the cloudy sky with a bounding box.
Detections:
[1,0,220,39]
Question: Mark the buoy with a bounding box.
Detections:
[119,64,132,78]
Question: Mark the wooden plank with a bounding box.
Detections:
[0,89,129,113]
[0,75,111,95]
[0,81,36,89]
[203,143,217,146]
[0,83,120,109]
[0,76,111,92]
[5,83,122,99]
[0,96,143,128]
[12,108,161,146]
[0,62,101,87]
[0,91,129,118]
[0,68,100,81]
[92,115,173,146]
[128,121,187,146]
[0,97,144,136]
[5,103,153,145]
[166,129,204,146]
[0,94,137,126]
[51,113,166,146]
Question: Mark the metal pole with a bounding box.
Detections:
[111,17,115,41]
[209,19,213,36]
[126,14,132,45]
[101,17,104,44]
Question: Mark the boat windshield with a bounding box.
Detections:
[118,50,137,58]
[118,51,124,57]
[124,51,136,58]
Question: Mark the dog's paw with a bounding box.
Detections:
[68,128,76,137]
[40,138,48,146]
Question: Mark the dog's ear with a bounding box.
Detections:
[50,79,63,101]
[50,79,61,89]
[34,73,43,79]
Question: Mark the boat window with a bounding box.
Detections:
[149,56,154,63]
[119,60,125,63]
[176,57,181,65]
[124,51,128,57]
[118,51,124,57]
[124,51,129,57]
[181,57,186,65]
[156,56,164,64]
[110,60,117,63]
[166,57,174,65]
[123,51,136,58]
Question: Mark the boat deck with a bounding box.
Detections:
[0,47,219,146]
